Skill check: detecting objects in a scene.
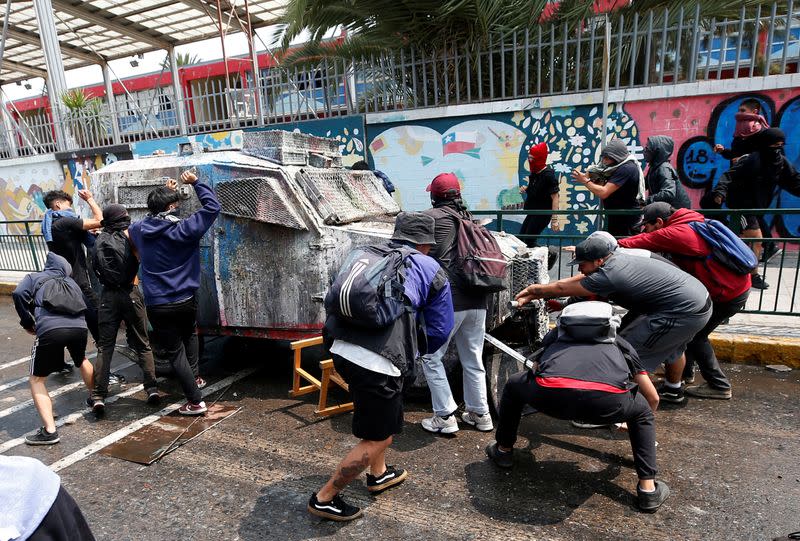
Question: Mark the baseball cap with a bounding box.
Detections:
[633,202,674,230]
[426,173,461,199]
[568,236,613,266]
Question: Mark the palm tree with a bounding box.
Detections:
[274,0,792,111]
[60,88,107,148]
[161,52,201,71]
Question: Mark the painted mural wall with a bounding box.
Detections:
[626,89,800,236]
[0,155,67,233]
[130,116,367,167]
[367,105,641,236]
[367,88,800,237]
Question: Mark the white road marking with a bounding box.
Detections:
[0,356,128,420]
[0,378,150,454]
[0,376,28,393]
[0,350,98,371]
[0,352,102,394]
[0,356,32,371]
[49,368,257,472]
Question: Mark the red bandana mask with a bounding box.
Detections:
[528,142,548,173]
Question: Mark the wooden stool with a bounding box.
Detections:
[289,336,354,417]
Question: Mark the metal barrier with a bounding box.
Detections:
[1,1,799,159]
[473,208,800,317]
[0,220,47,272]
[2,208,799,316]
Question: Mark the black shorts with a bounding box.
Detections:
[30,328,88,377]
[332,354,404,441]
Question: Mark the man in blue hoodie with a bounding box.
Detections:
[128,170,221,416]
[309,212,454,522]
[13,252,95,445]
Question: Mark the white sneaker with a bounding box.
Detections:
[421,414,459,434]
[461,411,494,432]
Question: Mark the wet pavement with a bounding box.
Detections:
[1,301,798,541]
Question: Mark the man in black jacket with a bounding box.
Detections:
[90,204,159,415]
[486,301,668,513]
[642,136,691,209]
[712,128,800,289]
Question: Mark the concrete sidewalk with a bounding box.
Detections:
[1,270,798,368]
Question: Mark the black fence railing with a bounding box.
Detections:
[3,209,798,316]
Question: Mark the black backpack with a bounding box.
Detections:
[34,275,87,316]
[325,244,414,328]
[93,231,137,288]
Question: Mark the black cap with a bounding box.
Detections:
[633,202,674,230]
[568,236,613,266]
[391,211,436,245]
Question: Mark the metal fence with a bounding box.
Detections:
[0,221,47,272]
[2,2,800,159]
[473,208,800,317]
[2,208,799,316]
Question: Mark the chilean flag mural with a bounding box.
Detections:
[442,131,480,158]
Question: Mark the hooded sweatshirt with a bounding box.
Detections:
[128,182,221,306]
[12,252,87,336]
[618,208,751,303]
[718,112,770,160]
[643,136,691,209]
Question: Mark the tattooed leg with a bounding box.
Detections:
[317,437,392,501]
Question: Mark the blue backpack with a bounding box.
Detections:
[689,219,758,275]
[325,244,413,328]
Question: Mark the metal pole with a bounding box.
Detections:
[102,63,121,144]
[243,0,263,126]
[215,0,237,127]
[168,47,189,135]
[33,0,69,150]
[0,0,19,157]
[600,14,611,150]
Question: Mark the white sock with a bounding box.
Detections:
[664,380,681,389]
[639,484,656,493]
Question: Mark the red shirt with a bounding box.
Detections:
[618,208,751,303]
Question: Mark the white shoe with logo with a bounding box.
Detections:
[461,411,494,432]
[421,414,459,434]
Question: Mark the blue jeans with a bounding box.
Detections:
[422,308,489,417]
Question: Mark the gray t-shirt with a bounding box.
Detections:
[580,252,709,315]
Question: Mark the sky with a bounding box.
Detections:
[1,25,324,103]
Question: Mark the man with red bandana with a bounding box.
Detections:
[519,142,560,247]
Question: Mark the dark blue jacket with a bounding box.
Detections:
[12,252,86,336]
[324,242,454,374]
[129,182,221,306]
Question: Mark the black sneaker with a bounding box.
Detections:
[146,389,161,406]
[760,244,782,263]
[366,465,407,494]
[485,442,514,469]
[91,398,105,417]
[637,480,670,512]
[59,362,74,375]
[656,382,685,404]
[307,493,363,521]
[751,274,770,289]
[25,426,60,446]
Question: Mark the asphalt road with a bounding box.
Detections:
[1,301,798,541]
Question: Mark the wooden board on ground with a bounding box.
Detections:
[100,404,241,465]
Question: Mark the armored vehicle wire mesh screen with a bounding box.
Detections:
[510,252,548,341]
[241,131,341,166]
[296,169,400,225]
[215,175,307,230]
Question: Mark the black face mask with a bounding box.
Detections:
[642,147,653,164]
